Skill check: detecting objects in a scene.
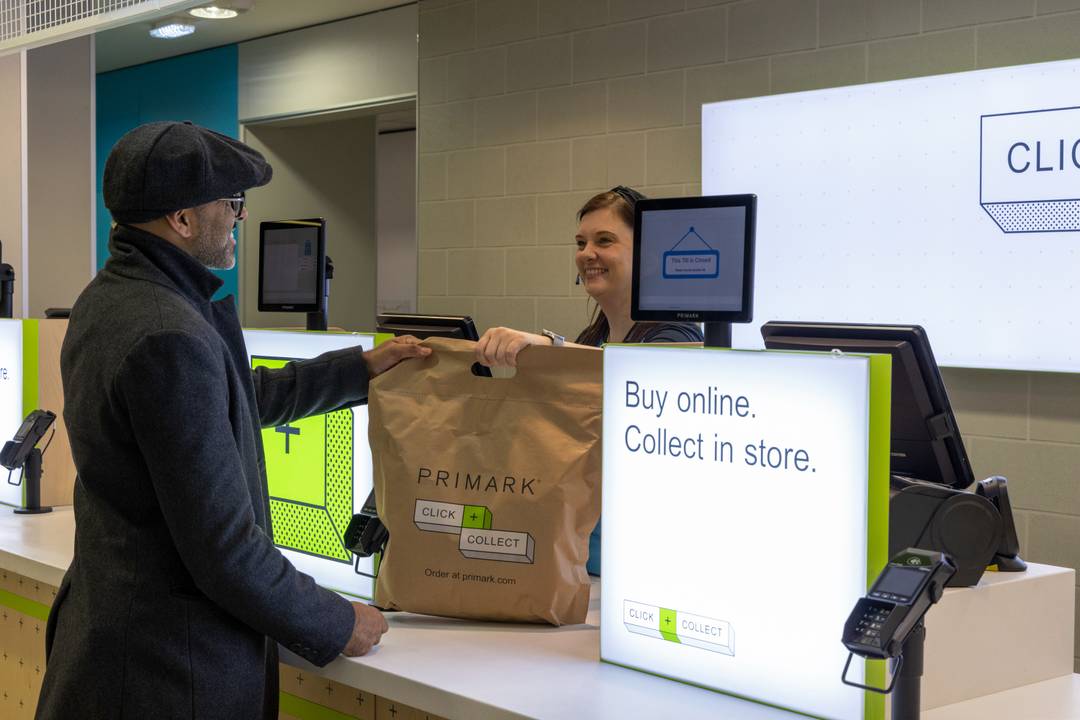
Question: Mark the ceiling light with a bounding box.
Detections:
[188,0,253,19]
[149,20,196,39]
[189,6,239,19]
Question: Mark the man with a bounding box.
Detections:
[35,121,428,719]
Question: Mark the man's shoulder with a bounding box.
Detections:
[65,271,219,371]
[74,270,211,333]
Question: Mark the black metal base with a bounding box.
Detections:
[306,310,328,332]
[704,321,732,348]
[891,622,925,720]
[14,505,52,514]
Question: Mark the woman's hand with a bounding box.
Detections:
[475,327,550,367]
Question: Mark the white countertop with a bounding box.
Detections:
[924,674,1080,719]
[3,507,1078,720]
[0,505,72,587]
[282,589,810,720]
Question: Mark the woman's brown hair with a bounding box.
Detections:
[573,187,656,346]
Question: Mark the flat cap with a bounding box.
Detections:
[104,121,272,224]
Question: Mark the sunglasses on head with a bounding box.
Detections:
[610,185,645,206]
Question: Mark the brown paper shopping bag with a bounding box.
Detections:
[367,337,602,625]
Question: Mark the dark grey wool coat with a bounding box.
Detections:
[36,225,363,720]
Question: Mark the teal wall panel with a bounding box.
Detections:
[96,45,239,302]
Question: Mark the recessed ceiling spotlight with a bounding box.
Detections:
[189,0,253,20]
[149,20,196,39]
[189,6,239,19]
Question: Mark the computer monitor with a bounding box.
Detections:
[761,322,973,490]
[375,313,480,341]
[631,194,756,324]
[258,219,326,313]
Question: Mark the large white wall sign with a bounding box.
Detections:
[601,346,888,720]
[703,58,1080,372]
[243,330,375,599]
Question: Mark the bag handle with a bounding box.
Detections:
[404,337,601,399]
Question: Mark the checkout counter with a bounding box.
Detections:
[0,325,1076,719]
[0,507,1076,720]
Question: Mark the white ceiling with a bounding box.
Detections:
[95,0,412,73]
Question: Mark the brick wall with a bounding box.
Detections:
[417,0,1080,670]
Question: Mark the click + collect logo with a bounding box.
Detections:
[981,106,1080,233]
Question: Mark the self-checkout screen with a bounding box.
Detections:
[638,205,747,313]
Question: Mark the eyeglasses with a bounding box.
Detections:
[224,193,246,217]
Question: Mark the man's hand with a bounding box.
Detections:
[342,602,389,656]
[362,335,431,378]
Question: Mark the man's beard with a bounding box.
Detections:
[191,216,236,269]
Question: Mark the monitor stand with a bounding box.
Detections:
[306,255,333,332]
[704,321,731,348]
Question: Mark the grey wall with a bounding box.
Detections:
[238,4,418,123]
[376,129,418,315]
[416,0,1080,671]
[0,52,25,318]
[241,116,378,332]
[26,35,95,317]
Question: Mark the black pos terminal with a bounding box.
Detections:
[631,194,756,347]
[761,323,1027,717]
[761,322,1025,587]
[1,409,57,514]
[841,547,956,720]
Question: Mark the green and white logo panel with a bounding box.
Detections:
[413,498,535,565]
[623,600,735,656]
[601,345,889,720]
[244,330,377,599]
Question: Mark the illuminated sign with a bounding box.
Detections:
[601,345,889,720]
[243,330,375,599]
[704,57,1080,371]
[981,106,1080,233]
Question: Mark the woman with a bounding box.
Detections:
[475,186,703,573]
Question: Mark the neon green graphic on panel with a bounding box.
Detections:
[461,505,493,529]
[659,608,680,644]
[253,356,354,563]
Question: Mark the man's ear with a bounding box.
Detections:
[164,208,197,239]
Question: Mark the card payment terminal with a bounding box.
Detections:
[841,548,956,719]
[843,549,955,660]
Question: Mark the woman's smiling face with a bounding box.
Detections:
[575,206,633,303]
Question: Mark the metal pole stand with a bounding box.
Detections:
[14,448,52,515]
[306,255,333,331]
[704,321,732,348]
[891,620,925,720]
[0,262,14,319]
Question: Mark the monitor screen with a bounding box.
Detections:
[375,313,480,341]
[258,219,325,312]
[632,195,756,323]
[761,322,973,490]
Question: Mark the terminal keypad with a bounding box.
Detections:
[844,598,900,656]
